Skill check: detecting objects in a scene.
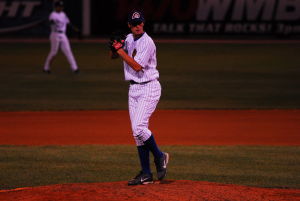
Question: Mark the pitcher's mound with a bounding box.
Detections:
[0,180,299,201]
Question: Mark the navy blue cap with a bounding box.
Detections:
[128,10,145,26]
[54,1,64,7]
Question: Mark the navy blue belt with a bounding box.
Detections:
[129,80,152,85]
[55,31,64,33]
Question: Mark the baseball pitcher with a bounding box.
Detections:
[109,10,169,186]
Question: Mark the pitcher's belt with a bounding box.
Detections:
[129,79,157,85]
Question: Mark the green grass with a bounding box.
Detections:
[0,145,299,189]
[0,42,299,111]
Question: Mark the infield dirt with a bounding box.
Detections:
[1,110,299,145]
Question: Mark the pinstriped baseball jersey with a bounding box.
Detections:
[123,32,159,83]
[49,11,69,33]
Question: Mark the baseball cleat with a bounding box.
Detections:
[128,171,154,186]
[43,69,51,74]
[155,152,169,180]
[73,69,80,74]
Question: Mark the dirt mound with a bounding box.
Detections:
[0,180,299,201]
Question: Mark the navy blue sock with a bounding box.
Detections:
[137,145,151,174]
[144,135,163,160]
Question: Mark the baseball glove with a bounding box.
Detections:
[108,31,126,52]
[67,23,82,40]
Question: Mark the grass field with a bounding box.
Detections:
[1,145,299,190]
[0,41,299,111]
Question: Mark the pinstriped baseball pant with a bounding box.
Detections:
[44,33,78,71]
[128,80,161,146]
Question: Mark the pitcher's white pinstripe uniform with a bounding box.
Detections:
[124,32,161,146]
[114,10,169,185]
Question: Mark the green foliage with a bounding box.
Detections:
[0,42,300,111]
[0,145,299,189]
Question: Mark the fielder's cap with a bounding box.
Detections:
[54,1,64,7]
[128,10,145,26]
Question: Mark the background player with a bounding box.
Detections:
[109,10,169,185]
[43,0,79,74]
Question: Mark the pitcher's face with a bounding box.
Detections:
[129,22,144,37]
[55,6,63,13]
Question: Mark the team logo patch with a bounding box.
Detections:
[132,49,137,58]
[132,12,140,20]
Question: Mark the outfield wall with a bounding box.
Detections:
[0,0,299,37]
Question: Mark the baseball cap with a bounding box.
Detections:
[128,10,145,26]
[54,1,64,7]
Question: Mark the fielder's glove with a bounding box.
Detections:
[108,31,126,52]
[69,24,82,40]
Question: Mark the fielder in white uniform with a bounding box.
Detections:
[110,10,169,186]
[43,1,79,74]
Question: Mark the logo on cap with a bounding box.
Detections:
[132,12,140,20]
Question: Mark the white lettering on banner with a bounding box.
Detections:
[276,0,300,20]
[154,22,300,34]
[23,2,41,17]
[0,0,48,34]
[196,0,300,21]
[153,23,185,33]
[153,21,300,34]
[0,1,41,18]
[185,0,300,35]
[189,23,222,33]
[225,23,273,33]
[232,0,275,21]
[277,23,300,34]
[0,2,20,17]
[196,0,231,21]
